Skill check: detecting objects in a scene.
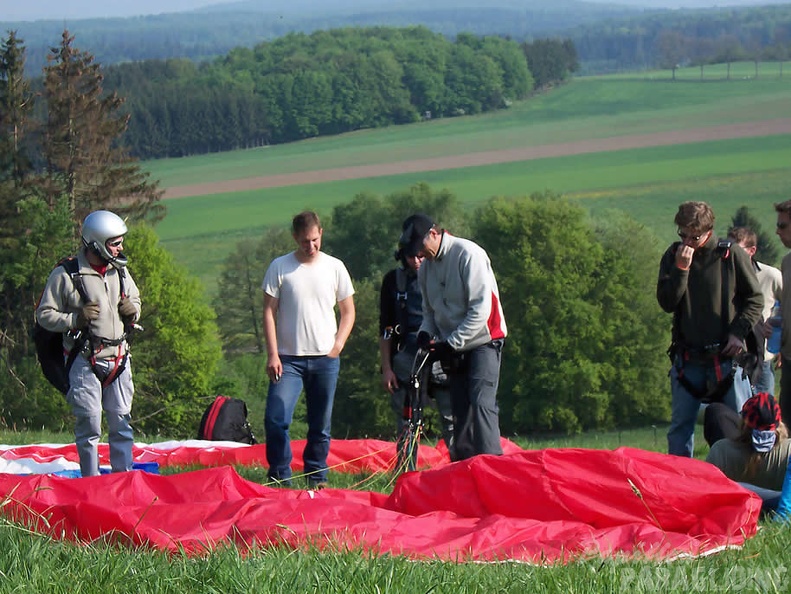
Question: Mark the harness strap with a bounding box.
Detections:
[89,345,128,388]
[675,353,735,403]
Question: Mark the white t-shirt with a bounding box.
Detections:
[755,260,782,360]
[262,251,355,356]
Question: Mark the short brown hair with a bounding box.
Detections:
[727,226,756,248]
[292,211,321,235]
[674,201,714,232]
[774,200,791,216]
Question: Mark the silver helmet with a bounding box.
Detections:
[81,210,128,267]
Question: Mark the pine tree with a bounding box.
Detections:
[0,30,34,185]
[41,31,164,224]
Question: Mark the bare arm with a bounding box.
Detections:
[329,295,355,358]
[263,293,281,381]
[379,336,398,393]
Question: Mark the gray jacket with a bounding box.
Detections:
[418,232,507,352]
[36,248,141,360]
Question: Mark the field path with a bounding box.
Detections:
[163,118,791,199]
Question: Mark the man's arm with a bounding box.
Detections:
[446,250,492,350]
[122,270,142,322]
[379,336,398,393]
[656,244,689,314]
[36,268,78,332]
[329,295,355,358]
[417,265,439,339]
[378,272,398,392]
[730,248,764,340]
[263,293,281,382]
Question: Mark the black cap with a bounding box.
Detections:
[399,214,435,257]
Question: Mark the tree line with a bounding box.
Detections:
[571,4,791,73]
[101,28,579,159]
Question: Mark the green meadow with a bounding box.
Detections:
[147,66,791,296]
[148,69,791,188]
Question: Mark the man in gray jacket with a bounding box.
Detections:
[400,214,507,460]
[36,210,141,477]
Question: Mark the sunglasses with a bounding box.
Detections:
[778,222,790,230]
[107,239,124,248]
[677,230,704,241]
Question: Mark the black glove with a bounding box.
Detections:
[76,303,100,329]
[119,297,137,318]
[416,331,433,350]
[430,341,454,360]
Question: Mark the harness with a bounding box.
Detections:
[393,267,410,350]
[67,259,130,389]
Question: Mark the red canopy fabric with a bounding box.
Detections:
[0,444,759,563]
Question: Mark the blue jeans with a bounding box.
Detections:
[668,356,744,457]
[449,339,504,461]
[754,359,775,396]
[264,355,340,484]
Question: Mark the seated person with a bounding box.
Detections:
[706,393,791,509]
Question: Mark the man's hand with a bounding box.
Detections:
[675,245,694,271]
[720,334,745,358]
[381,368,399,394]
[119,297,137,318]
[76,303,100,328]
[266,354,283,384]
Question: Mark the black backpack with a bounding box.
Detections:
[32,257,89,395]
[197,395,257,444]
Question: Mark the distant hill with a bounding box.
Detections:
[2,0,789,75]
[2,0,645,74]
[4,0,788,21]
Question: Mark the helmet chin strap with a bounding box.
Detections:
[111,252,128,268]
[87,241,127,268]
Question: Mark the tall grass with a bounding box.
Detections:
[0,522,788,594]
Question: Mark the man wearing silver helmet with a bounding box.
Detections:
[36,210,142,477]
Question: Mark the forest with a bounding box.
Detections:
[106,29,577,159]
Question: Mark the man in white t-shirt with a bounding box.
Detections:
[262,211,355,488]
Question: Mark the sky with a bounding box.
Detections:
[0,0,242,22]
[0,0,785,22]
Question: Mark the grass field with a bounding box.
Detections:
[147,70,791,188]
[158,135,791,294]
[141,67,791,296]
